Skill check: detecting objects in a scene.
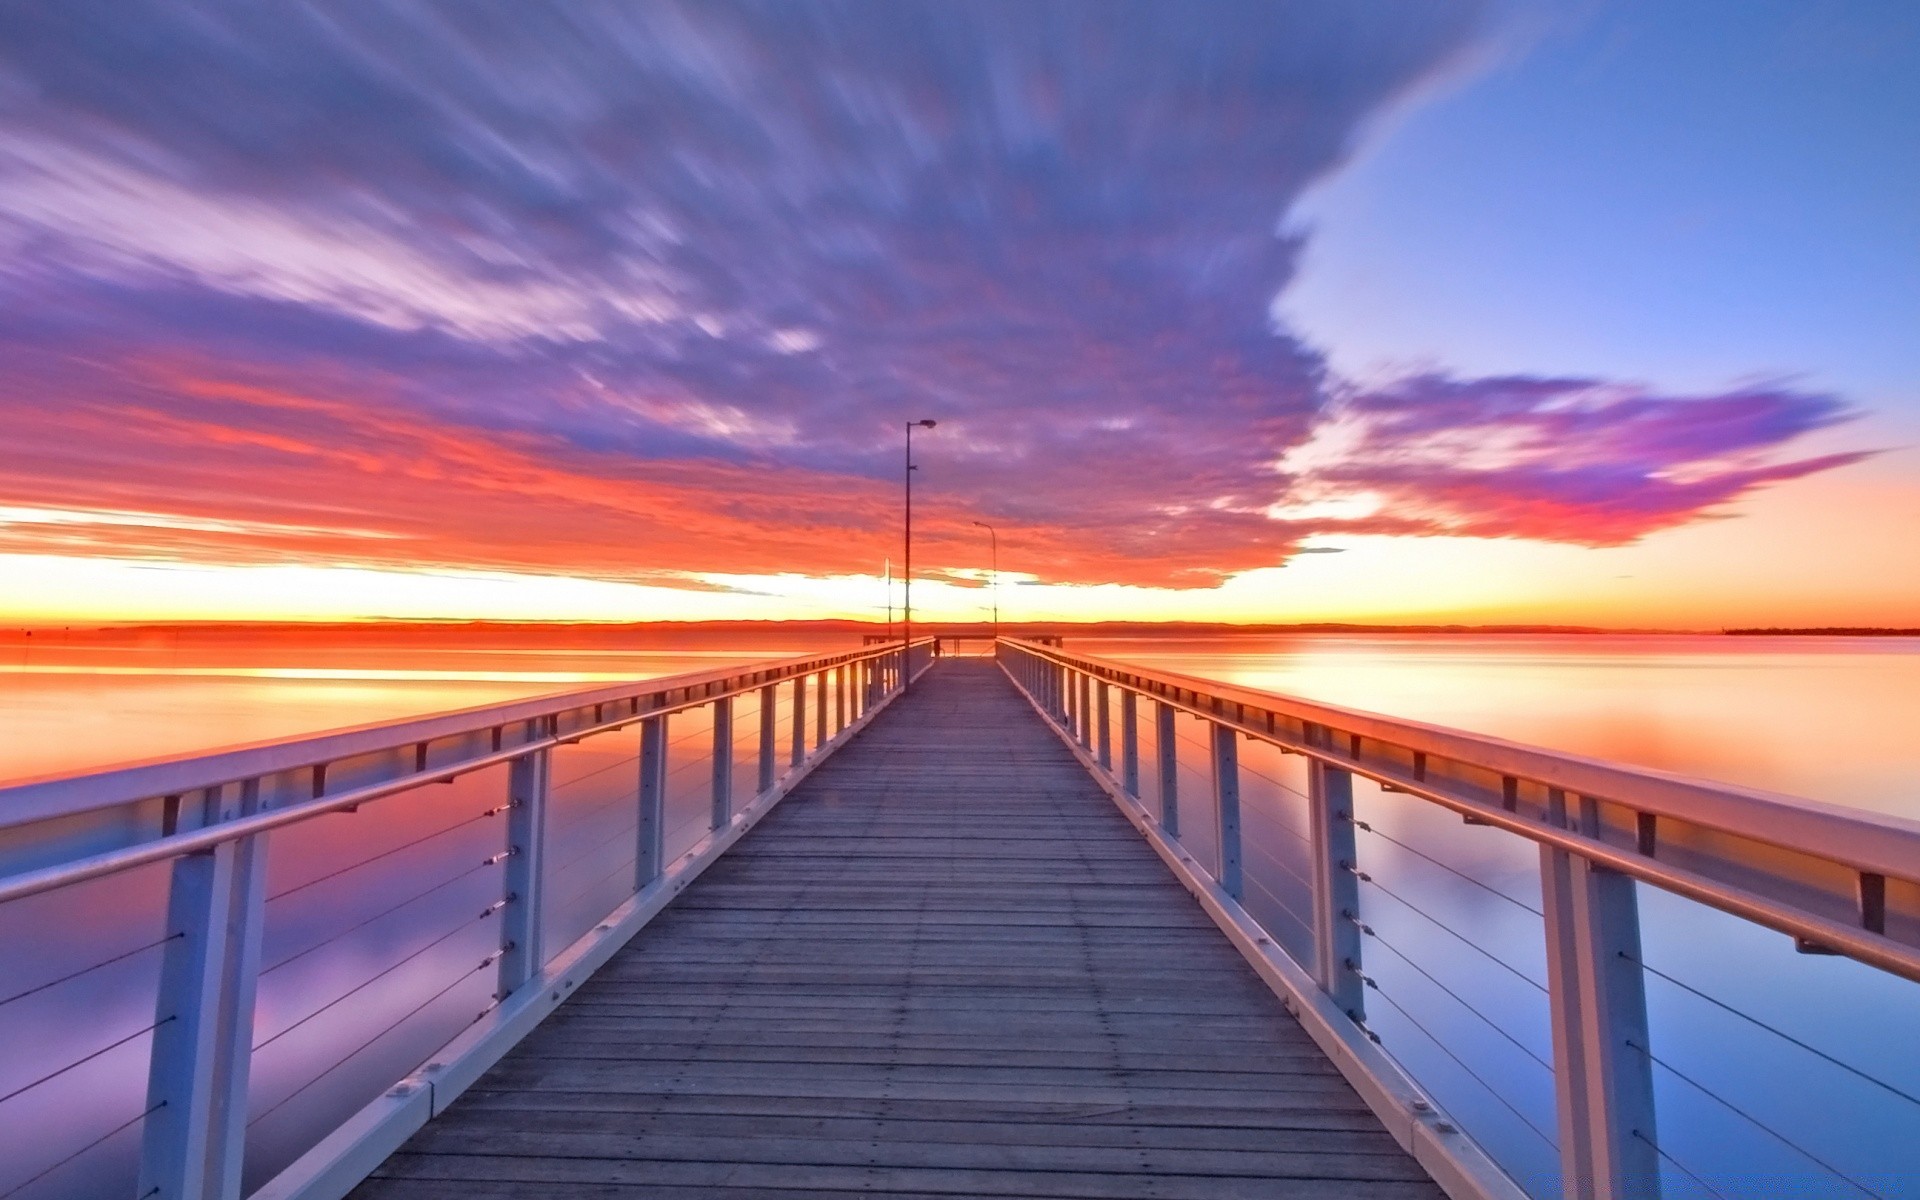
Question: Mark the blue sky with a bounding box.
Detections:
[1287,0,1920,429]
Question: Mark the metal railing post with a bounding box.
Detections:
[814,669,828,747]
[1212,722,1243,900]
[1542,788,1660,1200]
[1120,691,1140,796]
[1307,727,1365,1019]
[139,782,267,1200]
[1077,673,1093,748]
[790,674,808,767]
[636,712,667,886]
[1155,701,1179,837]
[1096,681,1112,771]
[499,719,551,993]
[710,697,733,830]
[836,664,849,731]
[757,683,777,792]
[865,659,881,709]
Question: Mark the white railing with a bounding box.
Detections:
[997,638,1920,1200]
[0,638,936,1200]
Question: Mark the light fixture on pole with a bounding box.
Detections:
[904,419,937,690]
[971,520,998,641]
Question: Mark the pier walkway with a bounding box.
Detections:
[351,660,1440,1199]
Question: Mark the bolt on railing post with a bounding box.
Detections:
[1120,691,1140,795]
[790,674,808,767]
[757,683,777,792]
[499,717,551,994]
[1095,681,1113,770]
[1155,701,1180,837]
[1211,722,1243,900]
[1542,787,1660,1200]
[139,781,267,1200]
[1307,728,1365,1020]
[710,696,733,830]
[636,712,667,886]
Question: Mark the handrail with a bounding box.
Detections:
[0,641,924,906]
[998,638,1918,965]
[0,636,938,1200]
[0,641,918,831]
[1004,641,1920,880]
[995,636,1920,1200]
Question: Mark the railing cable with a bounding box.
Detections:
[259,855,504,979]
[1357,917,1556,1074]
[247,950,501,1131]
[1349,817,1543,917]
[0,1016,172,1109]
[266,804,506,905]
[1629,1039,1887,1200]
[1625,952,1920,1111]
[1358,973,1560,1151]
[1632,1129,1734,1200]
[252,903,503,1054]
[0,1100,164,1199]
[0,932,179,1010]
[1353,872,1549,994]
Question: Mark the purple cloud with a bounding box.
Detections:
[0,2,1872,590]
[1293,375,1868,544]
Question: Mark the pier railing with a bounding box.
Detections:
[0,638,935,1200]
[998,638,1920,1200]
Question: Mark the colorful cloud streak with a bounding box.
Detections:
[0,1,1867,603]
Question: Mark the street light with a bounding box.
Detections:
[904,419,937,690]
[971,520,998,641]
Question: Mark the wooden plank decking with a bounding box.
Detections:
[352,658,1442,1200]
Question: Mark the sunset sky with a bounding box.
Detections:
[1,1,1914,628]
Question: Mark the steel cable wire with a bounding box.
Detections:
[1360,923,1555,1073]
[548,851,643,920]
[1350,818,1544,916]
[546,753,632,797]
[0,1017,173,1109]
[1246,840,1315,895]
[265,804,504,905]
[246,951,500,1131]
[544,817,640,884]
[0,1100,165,1199]
[1625,951,1920,1111]
[1632,1130,1735,1200]
[1628,1039,1888,1199]
[259,856,504,979]
[1356,873,1549,994]
[251,903,503,1054]
[1358,978,1561,1151]
[0,933,180,1010]
[1244,877,1315,944]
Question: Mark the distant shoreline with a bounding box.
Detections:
[3,619,1915,641]
[1722,627,1920,637]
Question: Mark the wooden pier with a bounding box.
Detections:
[351,659,1441,1198]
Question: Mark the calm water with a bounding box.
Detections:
[2,632,1915,1197]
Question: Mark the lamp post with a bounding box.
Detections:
[971,520,998,641]
[904,419,937,690]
